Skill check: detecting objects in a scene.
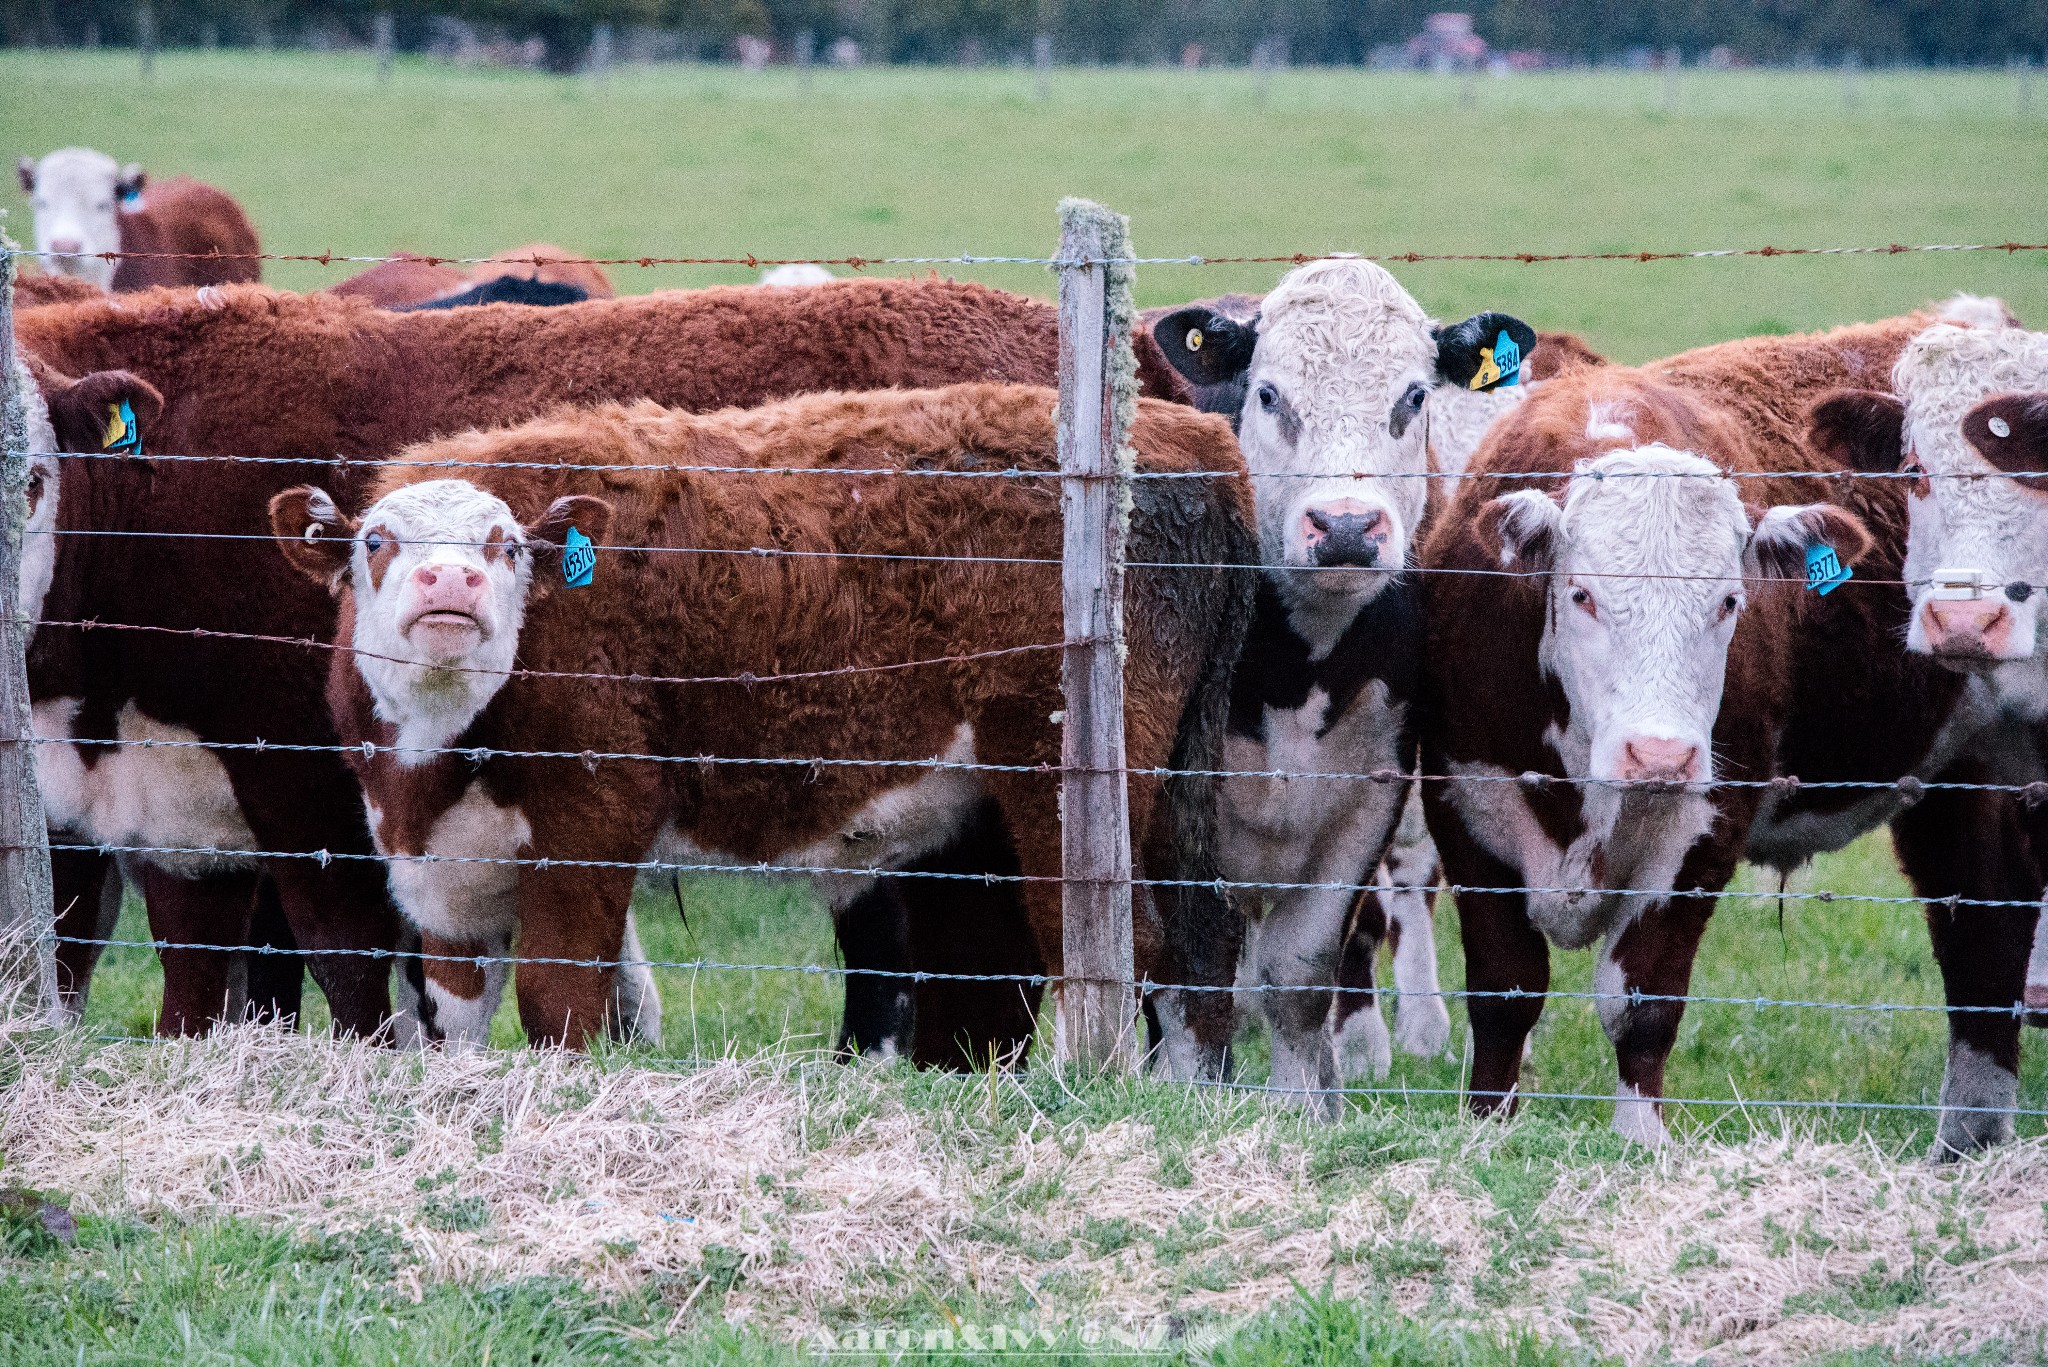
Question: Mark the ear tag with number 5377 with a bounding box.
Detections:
[1805,543,1851,595]
[562,526,595,588]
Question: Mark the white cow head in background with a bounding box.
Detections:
[1481,446,1867,791]
[1151,258,1534,625]
[271,478,611,755]
[1808,323,2048,719]
[17,148,143,290]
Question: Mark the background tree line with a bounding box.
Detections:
[5,0,2045,69]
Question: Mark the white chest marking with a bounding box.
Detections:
[377,782,531,943]
[34,699,259,876]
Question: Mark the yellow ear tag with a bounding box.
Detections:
[1468,349,1502,391]
[102,398,141,453]
[1185,327,1203,352]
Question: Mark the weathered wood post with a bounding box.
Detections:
[1054,198,1137,1071]
[0,244,59,1024]
[373,11,396,83]
[136,0,156,80]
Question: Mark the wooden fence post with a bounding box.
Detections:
[1054,198,1137,1071]
[0,245,59,1024]
[136,0,156,80]
[374,11,395,83]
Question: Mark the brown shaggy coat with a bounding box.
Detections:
[109,176,262,290]
[329,243,617,308]
[15,278,1193,1036]
[1420,314,1953,1122]
[295,385,1255,1049]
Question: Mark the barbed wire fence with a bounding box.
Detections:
[0,209,2043,1132]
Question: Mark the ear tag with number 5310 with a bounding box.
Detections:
[1805,542,1851,595]
[562,526,595,588]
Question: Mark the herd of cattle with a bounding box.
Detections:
[10,148,2048,1158]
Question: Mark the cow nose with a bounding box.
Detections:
[1923,598,2012,657]
[412,564,485,592]
[1301,500,1388,569]
[48,238,82,255]
[1617,737,1700,784]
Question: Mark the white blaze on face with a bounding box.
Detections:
[21,148,125,290]
[12,360,60,632]
[1237,258,1437,605]
[345,479,533,757]
[1491,448,1758,788]
[1894,324,2048,713]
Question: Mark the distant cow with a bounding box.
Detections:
[396,277,589,310]
[330,244,616,310]
[1417,313,2027,1145]
[272,386,1254,1053]
[13,279,1195,1046]
[1806,317,2048,1151]
[1149,258,1547,1104]
[17,148,259,291]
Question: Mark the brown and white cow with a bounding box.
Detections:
[13,279,1193,1047]
[1805,318,2048,1151]
[1416,319,1980,1145]
[18,149,260,291]
[269,386,1255,1056]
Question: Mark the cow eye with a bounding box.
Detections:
[1256,382,1278,411]
[1570,586,1595,616]
[1400,382,1428,411]
[1721,592,1743,617]
[364,531,385,556]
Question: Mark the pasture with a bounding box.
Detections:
[2,48,2047,1365]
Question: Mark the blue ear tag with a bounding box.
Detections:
[562,526,595,588]
[102,398,141,453]
[120,187,142,209]
[1491,331,1522,388]
[1805,542,1851,595]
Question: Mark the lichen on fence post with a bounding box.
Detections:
[1053,198,1137,1071]
[0,241,58,1024]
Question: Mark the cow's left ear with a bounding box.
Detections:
[1476,488,1563,572]
[16,157,34,194]
[524,494,615,580]
[1435,312,1538,392]
[1806,389,1905,473]
[1151,307,1258,388]
[1742,502,1872,586]
[116,164,146,204]
[42,370,164,456]
[1962,393,2048,479]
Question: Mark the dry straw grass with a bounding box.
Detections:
[2,1013,2043,1363]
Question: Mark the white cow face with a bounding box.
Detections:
[1152,258,1533,612]
[17,148,141,290]
[1845,324,2048,719]
[12,360,59,630]
[1482,447,1866,787]
[271,478,612,754]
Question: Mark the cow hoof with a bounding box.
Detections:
[1392,996,1452,1059]
[1334,1005,1393,1082]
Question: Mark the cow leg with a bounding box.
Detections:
[903,799,1044,1071]
[242,874,305,1026]
[136,863,261,1036]
[1383,794,1452,1058]
[1598,893,1714,1147]
[1245,883,1349,1112]
[1430,805,1548,1117]
[50,845,121,1024]
[260,858,398,1039]
[409,928,510,1048]
[608,910,662,1044]
[513,862,637,1049]
[834,880,916,1060]
[1331,888,1392,1082]
[1893,780,2034,1156]
[1140,789,1243,1085]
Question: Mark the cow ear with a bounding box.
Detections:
[269,486,358,588]
[41,370,164,456]
[524,494,614,581]
[1962,393,2048,479]
[116,164,146,203]
[16,157,33,194]
[1435,312,1538,392]
[1475,488,1562,573]
[1806,389,1905,473]
[1151,307,1257,388]
[1743,502,1872,586]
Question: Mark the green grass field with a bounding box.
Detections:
[4,50,2048,1364]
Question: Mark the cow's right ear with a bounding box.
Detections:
[1151,307,1258,388]
[269,486,358,588]
[16,157,34,194]
[1475,488,1562,573]
[1805,389,1905,473]
[41,370,164,456]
